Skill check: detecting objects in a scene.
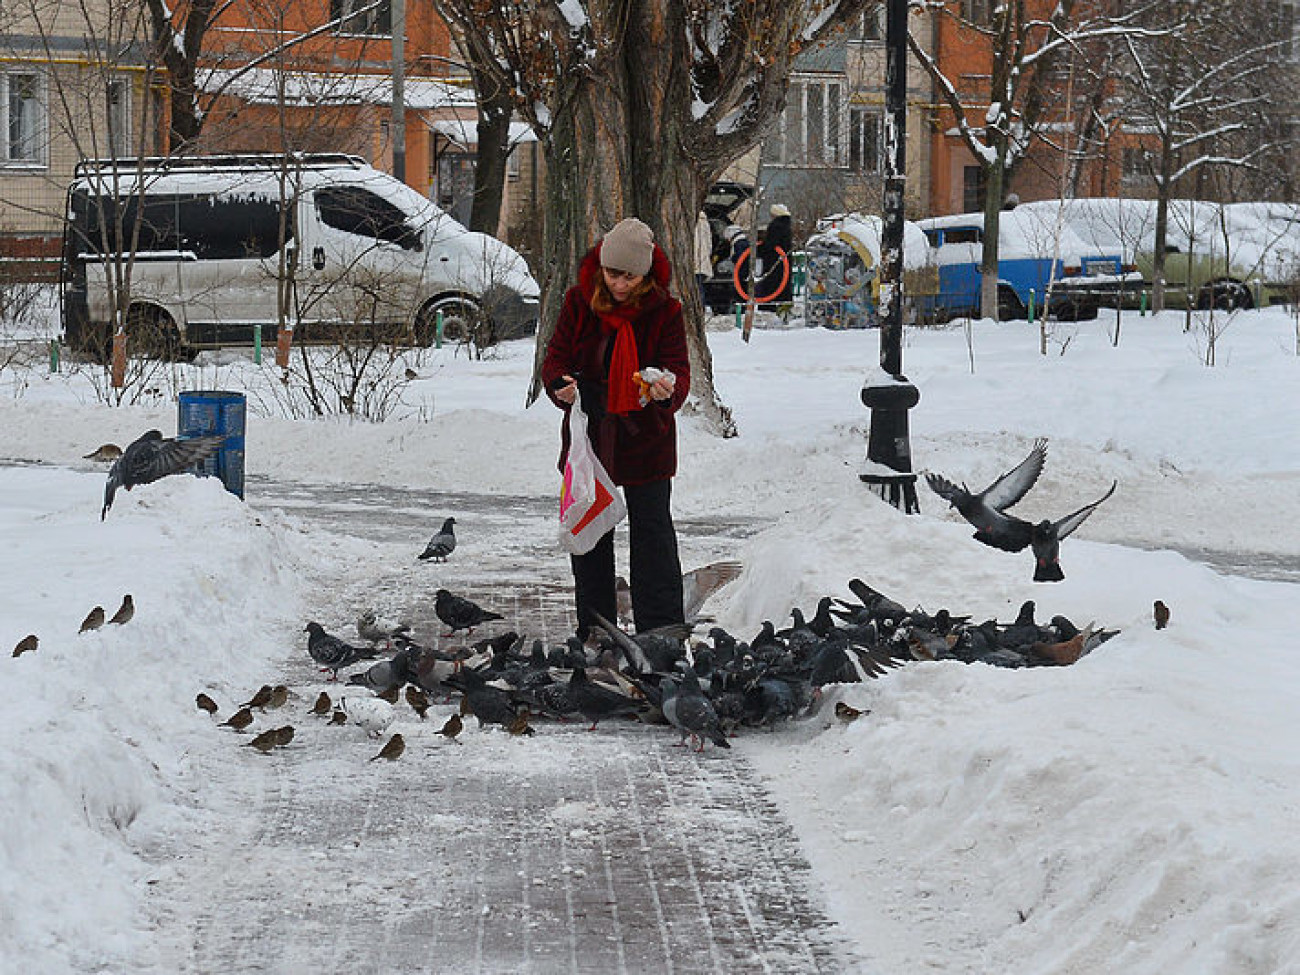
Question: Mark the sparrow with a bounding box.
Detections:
[924,438,1047,551]
[405,685,431,719]
[376,686,401,704]
[507,709,536,736]
[309,691,333,716]
[329,709,348,725]
[195,692,220,715]
[835,701,867,722]
[84,443,123,462]
[271,725,295,746]
[245,729,281,753]
[266,685,289,709]
[220,706,254,731]
[404,368,419,381]
[102,429,224,519]
[13,634,38,657]
[1154,600,1170,630]
[418,518,457,562]
[437,713,463,742]
[107,595,134,625]
[242,685,274,709]
[434,589,503,635]
[79,606,105,633]
[371,733,406,761]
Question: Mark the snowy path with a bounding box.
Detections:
[138,482,857,974]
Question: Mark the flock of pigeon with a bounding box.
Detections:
[277,573,1123,756]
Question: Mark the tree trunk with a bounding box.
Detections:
[466,57,512,236]
[980,158,1005,321]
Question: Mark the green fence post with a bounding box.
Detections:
[252,323,262,365]
[1028,289,1036,325]
[436,309,444,348]
[1140,290,1148,316]
[734,302,743,329]
[49,337,60,373]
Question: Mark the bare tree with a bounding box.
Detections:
[432,0,874,435]
[909,0,1169,320]
[1118,0,1291,312]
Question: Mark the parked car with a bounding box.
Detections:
[915,209,1136,321]
[1015,197,1300,310]
[803,213,938,328]
[61,153,540,358]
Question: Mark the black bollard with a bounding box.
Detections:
[860,374,920,513]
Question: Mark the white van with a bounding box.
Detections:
[60,153,540,357]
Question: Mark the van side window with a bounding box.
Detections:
[315,186,420,250]
[943,226,982,245]
[177,195,289,259]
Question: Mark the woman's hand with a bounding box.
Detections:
[554,374,578,405]
[648,376,674,402]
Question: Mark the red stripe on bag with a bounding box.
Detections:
[570,478,615,535]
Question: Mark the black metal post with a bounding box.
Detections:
[860,0,920,513]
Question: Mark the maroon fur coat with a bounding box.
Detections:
[541,243,691,486]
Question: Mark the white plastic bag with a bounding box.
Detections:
[559,397,627,554]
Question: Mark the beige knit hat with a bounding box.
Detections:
[599,217,655,277]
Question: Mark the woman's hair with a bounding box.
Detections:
[591,272,658,313]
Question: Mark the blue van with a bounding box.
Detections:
[916,209,1135,321]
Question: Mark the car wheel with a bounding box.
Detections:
[415,296,482,346]
[126,305,194,362]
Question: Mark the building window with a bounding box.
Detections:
[853,10,883,40]
[962,165,985,213]
[1123,147,1155,179]
[3,71,44,165]
[106,78,130,157]
[849,108,881,173]
[331,0,392,36]
[772,78,844,167]
[507,145,521,181]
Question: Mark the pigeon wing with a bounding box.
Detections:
[970,507,1034,552]
[125,433,223,487]
[924,471,970,507]
[682,560,743,621]
[1050,480,1117,541]
[981,438,1047,511]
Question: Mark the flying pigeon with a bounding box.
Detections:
[615,560,743,626]
[305,621,378,679]
[1026,481,1117,582]
[101,429,225,519]
[924,438,1047,552]
[418,518,457,562]
[434,589,504,635]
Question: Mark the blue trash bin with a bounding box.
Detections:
[177,390,246,499]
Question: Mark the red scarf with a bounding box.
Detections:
[598,303,642,415]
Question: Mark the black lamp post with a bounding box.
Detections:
[860,0,920,513]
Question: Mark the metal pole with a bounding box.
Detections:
[391,0,406,183]
[860,0,920,513]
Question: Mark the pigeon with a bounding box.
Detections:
[437,713,463,742]
[309,691,333,716]
[447,666,520,728]
[419,518,457,562]
[567,667,641,731]
[195,692,219,714]
[101,429,225,519]
[107,595,134,625]
[305,621,377,679]
[1154,600,1170,630]
[347,654,409,694]
[370,733,406,761]
[341,696,396,738]
[924,438,1047,552]
[1029,623,1099,666]
[615,560,743,626]
[661,670,729,752]
[434,589,503,635]
[84,443,123,462]
[1026,481,1117,582]
[356,610,412,647]
[245,729,282,753]
[13,634,38,657]
[79,606,105,632]
[220,706,254,730]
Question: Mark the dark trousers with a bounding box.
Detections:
[571,478,684,638]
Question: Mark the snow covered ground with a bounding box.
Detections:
[1,302,1299,973]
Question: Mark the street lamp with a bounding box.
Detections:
[860,0,920,513]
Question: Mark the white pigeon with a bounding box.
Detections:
[356,610,411,647]
[340,696,396,738]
